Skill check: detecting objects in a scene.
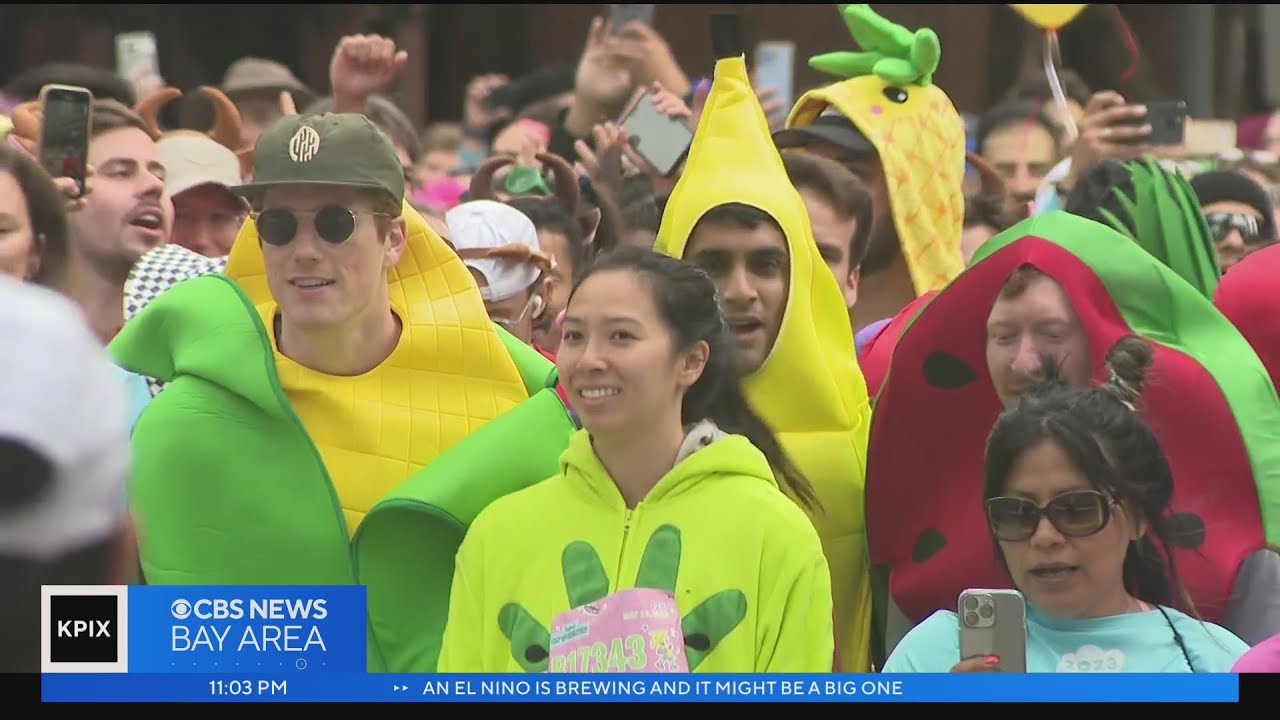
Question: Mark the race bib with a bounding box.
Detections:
[549,588,688,673]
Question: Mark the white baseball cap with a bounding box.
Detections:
[446,200,554,302]
[0,277,130,561]
[157,134,243,200]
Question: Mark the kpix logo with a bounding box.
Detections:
[41,585,129,673]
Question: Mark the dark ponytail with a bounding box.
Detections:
[570,246,817,509]
[985,335,1196,614]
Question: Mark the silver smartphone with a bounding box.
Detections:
[115,31,160,80]
[958,588,1027,673]
[754,41,796,121]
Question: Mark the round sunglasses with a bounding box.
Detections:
[253,205,390,247]
[985,490,1117,543]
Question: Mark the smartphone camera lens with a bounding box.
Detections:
[964,611,980,627]
[963,596,979,611]
[979,603,994,619]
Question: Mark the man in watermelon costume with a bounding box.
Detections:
[866,210,1280,651]
[110,113,578,673]
[777,4,966,332]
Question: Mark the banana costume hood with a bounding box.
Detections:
[866,211,1280,640]
[110,202,578,673]
[786,4,965,295]
[653,47,873,669]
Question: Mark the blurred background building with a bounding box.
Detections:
[0,4,1272,125]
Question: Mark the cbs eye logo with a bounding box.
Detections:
[171,599,193,620]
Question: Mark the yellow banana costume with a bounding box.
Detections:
[786,4,966,295]
[654,48,874,670]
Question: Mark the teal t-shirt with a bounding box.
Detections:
[883,605,1248,673]
[112,364,152,432]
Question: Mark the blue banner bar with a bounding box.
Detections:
[41,673,1240,703]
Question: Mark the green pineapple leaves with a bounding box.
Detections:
[809,4,942,87]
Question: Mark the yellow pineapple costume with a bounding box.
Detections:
[786,4,966,294]
[654,47,875,671]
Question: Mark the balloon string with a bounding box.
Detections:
[1043,30,1078,143]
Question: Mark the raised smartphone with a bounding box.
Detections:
[37,84,94,197]
[958,588,1027,673]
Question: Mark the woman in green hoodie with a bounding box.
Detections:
[438,246,835,673]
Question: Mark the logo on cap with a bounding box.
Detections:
[288,126,321,163]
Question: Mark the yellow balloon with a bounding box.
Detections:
[1010,4,1087,30]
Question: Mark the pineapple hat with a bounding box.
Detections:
[783,4,966,295]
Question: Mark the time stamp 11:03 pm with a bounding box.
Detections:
[209,679,288,697]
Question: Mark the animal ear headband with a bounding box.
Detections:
[468,152,581,219]
[134,85,245,153]
[7,85,245,163]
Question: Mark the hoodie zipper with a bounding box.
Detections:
[614,507,635,592]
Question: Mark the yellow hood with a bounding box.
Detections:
[786,9,966,296]
[654,55,867,434]
[227,201,528,406]
[654,53,874,670]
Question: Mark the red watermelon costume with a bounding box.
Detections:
[867,211,1280,642]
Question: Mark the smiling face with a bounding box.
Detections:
[995,440,1141,619]
[259,185,406,333]
[557,269,706,437]
[986,269,1092,409]
[685,214,789,377]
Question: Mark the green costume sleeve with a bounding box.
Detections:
[354,386,578,673]
[492,323,556,394]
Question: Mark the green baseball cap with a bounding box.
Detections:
[233,113,405,208]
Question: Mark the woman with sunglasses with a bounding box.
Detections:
[882,336,1249,673]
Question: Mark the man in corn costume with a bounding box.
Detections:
[652,31,874,671]
[110,113,578,673]
[778,4,966,331]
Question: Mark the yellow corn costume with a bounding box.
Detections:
[786,4,966,294]
[653,46,874,670]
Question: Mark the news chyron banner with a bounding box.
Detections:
[39,585,1244,703]
[41,585,364,676]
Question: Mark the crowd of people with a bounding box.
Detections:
[2,4,1279,676]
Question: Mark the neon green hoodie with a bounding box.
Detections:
[437,423,834,673]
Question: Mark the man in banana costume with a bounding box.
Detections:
[652,25,874,671]
[776,4,966,332]
[110,112,578,673]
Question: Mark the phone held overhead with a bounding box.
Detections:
[37,84,95,198]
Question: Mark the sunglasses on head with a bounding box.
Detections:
[985,490,1117,543]
[1204,212,1264,246]
[252,205,391,247]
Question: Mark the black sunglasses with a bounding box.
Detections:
[253,205,389,247]
[985,490,1117,543]
[1204,212,1265,247]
